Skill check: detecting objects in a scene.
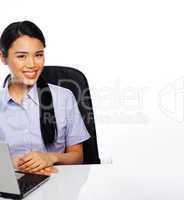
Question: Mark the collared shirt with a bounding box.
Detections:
[0,82,90,156]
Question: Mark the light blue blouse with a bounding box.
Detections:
[0,82,90,156]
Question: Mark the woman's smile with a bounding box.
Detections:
[23,69,39,79]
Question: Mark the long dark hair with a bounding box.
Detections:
[0,20,58,148]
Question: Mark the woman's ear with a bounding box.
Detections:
[0,50,7,65]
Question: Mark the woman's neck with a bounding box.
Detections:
[8,82,31,104]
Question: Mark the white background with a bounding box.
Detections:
[0,0,184,172]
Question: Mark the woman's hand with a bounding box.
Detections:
[12,155,22,169]
[17,152,58,173]
[32,166,58,176]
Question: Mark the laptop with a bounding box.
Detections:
[0,142,50,199]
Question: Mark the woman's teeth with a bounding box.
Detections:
[23,71,37,78]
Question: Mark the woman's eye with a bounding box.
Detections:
[35,54,43,57]
[17,55,26,59]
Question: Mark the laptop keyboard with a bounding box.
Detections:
[18,173,49,194]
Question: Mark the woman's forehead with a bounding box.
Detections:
[10,35,44,52]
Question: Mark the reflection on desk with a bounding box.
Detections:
[25,165,91,200]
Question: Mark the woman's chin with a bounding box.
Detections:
[22,78,37,87]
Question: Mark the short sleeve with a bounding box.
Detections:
[65,91,91,147]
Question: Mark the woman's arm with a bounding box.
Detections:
[50,143,83,165]
[16,143,83,173]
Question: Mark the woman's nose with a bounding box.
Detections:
[26,56,35,68]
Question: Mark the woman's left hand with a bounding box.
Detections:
[17,152,58,172]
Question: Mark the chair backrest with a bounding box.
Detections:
[41,66,100,164]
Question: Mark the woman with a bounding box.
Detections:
[0,21,90,175]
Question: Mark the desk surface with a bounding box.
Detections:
[4,163,181,200]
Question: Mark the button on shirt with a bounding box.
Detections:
[0,83,90,156]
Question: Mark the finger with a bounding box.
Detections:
[18,153,36,165]
[40,169,52,176]
[18,156,33,166]
[44,167,53,171]
[34,170,52,176]
[20,161,41,171]
[17,168,27,173]
[45,167,58,173]
[29,163,46,172]
[18,159,38,170]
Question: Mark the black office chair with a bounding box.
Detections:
[41,66,100,164]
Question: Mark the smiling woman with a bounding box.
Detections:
[0,21,90,175]
[3,36,45,102]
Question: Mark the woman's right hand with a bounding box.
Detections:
[12,156,58,176]
[32,166,58,176]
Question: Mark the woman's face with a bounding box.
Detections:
[2,35,45,86]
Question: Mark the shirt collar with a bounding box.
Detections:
[1,78,39,108]
[1,79,13,108]
[27,84,39,105]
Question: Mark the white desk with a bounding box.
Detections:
[24,164,120,200]
[2,163,184,200]
[21,163,184,200]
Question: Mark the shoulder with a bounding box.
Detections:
[48,83,76,107]
[0,89,4,104]
[0,88,7,110]
[48,83,74,98]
